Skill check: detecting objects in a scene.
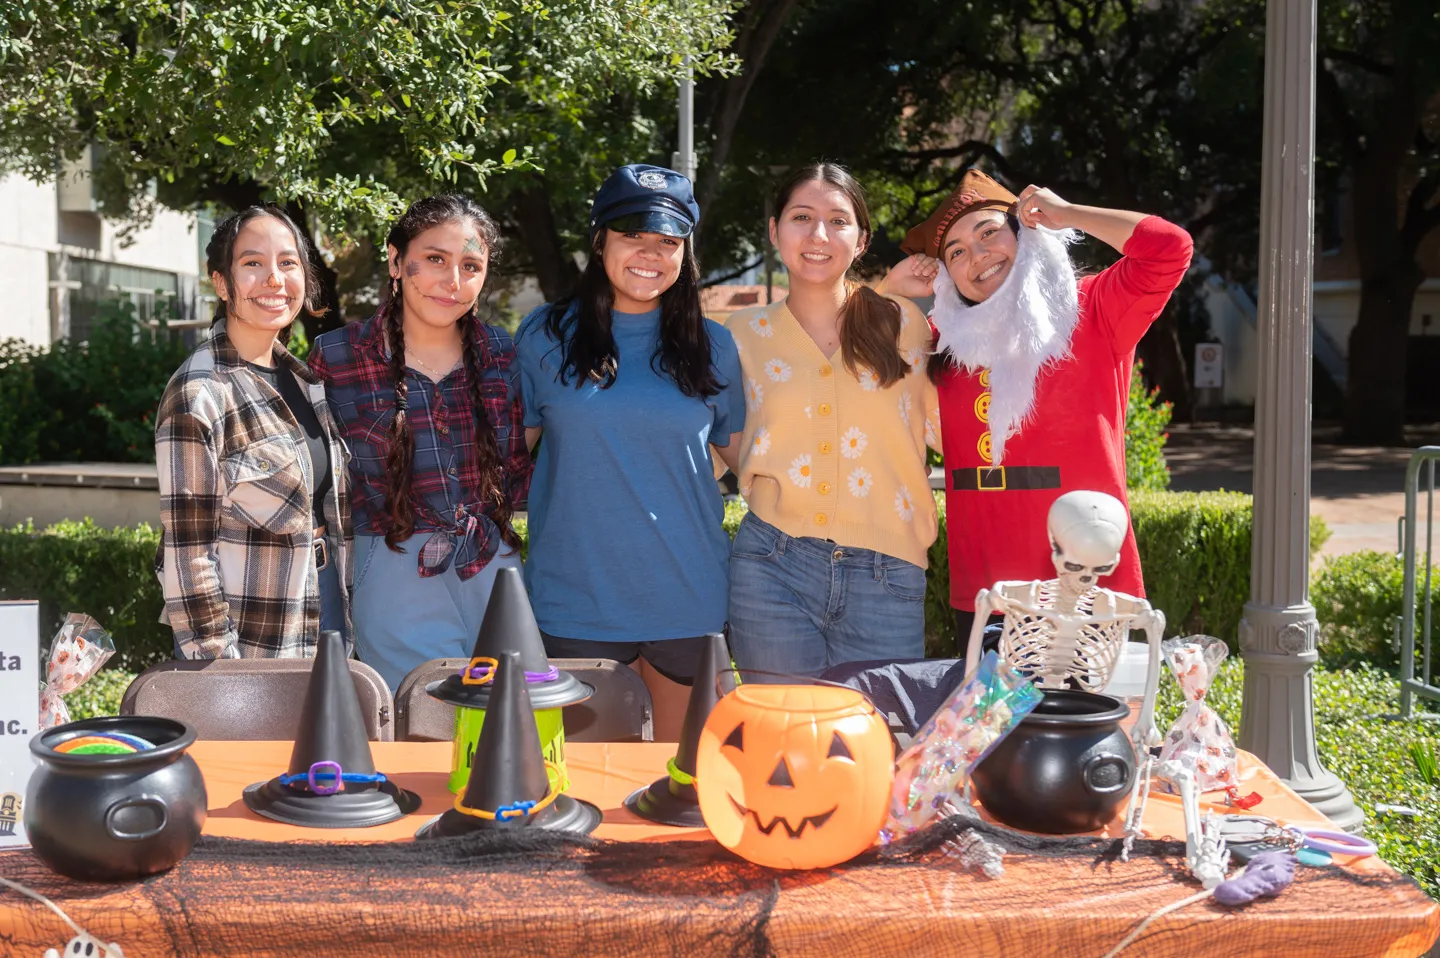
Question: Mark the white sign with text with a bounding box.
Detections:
[0,600,38,847]
[1194,343,1224,389]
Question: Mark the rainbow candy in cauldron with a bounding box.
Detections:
[52,732,156,756]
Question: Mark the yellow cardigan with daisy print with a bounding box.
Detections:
[725,294,942,569]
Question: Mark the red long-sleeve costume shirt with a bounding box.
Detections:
[938,216,1193,611]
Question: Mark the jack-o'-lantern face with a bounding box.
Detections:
[695,684,894,870]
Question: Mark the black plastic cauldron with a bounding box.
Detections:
[27,716,207,881]
[970,690,1135,834]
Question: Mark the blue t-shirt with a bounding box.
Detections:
[515,303,745,641]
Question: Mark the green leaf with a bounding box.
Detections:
[215,135,236,146]
[502,147,516,164]
[401,93,411,108]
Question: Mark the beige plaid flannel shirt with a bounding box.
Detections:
[154,322,353,658]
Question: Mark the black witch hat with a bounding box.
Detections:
[624,632,730,827]
[417,651,601,838]
[244,630,421,828]
[427,566,591,710]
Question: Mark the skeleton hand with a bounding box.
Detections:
[1131,718,1162,753]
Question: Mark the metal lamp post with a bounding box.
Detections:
[1238,0,1362,831]
[672,60,698,183]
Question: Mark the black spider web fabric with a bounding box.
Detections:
[0,816,1435,957]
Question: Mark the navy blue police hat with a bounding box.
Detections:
[589,164,700,241]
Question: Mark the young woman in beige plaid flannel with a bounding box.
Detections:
[155,206,352,659]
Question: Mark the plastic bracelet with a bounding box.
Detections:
[1299,827,1377,858]
[279,761,389,796]
[666,757,695,787]
[463,659,560,684]
[461,656,500,686]
[451,761,562,821]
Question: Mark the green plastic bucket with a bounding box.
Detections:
[448,705,569,795]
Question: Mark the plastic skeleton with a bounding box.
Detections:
[1156,760,1229,888]
[1121,752,1231,886]
[963,491,1166,755]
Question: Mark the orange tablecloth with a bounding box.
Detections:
[1,742,1436,957]
[186,740,1355,847]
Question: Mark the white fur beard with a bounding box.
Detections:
[932,226,1082,464]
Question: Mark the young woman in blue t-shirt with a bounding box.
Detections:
[514,164,745,737]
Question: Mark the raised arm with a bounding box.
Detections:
[1018,186,1193,355]
[1014,185,1151,254]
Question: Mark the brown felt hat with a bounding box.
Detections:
[901,169,1018,258]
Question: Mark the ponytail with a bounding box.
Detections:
[839,284,908,388]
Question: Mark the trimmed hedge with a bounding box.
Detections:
[1132,490,1329,651]
[0,519,169,671]
[1125,361,1172,492]
[1,490,1328,669]
[0,305,191,465]
[1312,549,1440,677]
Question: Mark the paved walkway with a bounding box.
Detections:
[1166,424,1440,560]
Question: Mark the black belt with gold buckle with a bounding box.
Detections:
[952,466,1062,491]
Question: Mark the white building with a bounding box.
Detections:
[0,151,205,347]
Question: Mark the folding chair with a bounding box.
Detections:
[394,657,653,743]
[119,658,395,741]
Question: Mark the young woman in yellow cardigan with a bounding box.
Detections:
[716,163,943,677]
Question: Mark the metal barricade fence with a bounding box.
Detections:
[1400,446,1439,717]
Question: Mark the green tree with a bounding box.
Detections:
[0,0,738,326]
[690,0,1265,413]
[1316,0,1440,444]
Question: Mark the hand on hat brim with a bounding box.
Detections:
[603,211,693,239]
[1015,185,1071,232]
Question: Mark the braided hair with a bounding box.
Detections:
[379,194,519,553]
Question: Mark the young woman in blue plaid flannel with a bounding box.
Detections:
[309,195,531,691]
[155,206,353,659]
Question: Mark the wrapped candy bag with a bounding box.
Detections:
[1158,635,1237,793]
[38,614,115,729]
[881,651,1041,841]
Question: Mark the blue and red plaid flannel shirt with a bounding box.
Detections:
[309,313,531,580]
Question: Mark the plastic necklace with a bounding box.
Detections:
[461,656,559,686]
[278,760,389,796]
[451,760,563,821]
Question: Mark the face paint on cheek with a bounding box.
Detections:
[404,261,422,278]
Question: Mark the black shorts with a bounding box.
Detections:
[540,632,710,686]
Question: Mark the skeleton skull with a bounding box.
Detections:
[1047,491,1128,592]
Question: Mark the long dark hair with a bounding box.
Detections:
[377,193,520,553]
[544,229,721,397]
[205,205,323,331]
[772,163,909,389]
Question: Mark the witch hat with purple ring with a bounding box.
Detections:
[624,632,730,826]
[417,651,601,838]
[244,630,420,828]
[427,566,591,711]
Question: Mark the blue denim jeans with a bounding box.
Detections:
[350,534,523,691]
[727,512,926,678]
